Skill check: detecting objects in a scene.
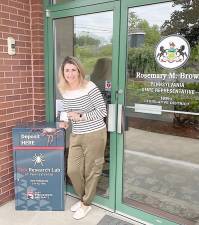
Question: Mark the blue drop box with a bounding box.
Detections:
[12,124,65,211]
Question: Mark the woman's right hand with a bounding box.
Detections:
[58,121,69,129]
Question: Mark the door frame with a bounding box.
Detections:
[44,0,182,224]
[116,0,180,224]
[44,0,120,210]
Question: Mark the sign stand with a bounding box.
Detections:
[12,124,65,211]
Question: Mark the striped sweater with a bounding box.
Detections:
[62,81,107,134]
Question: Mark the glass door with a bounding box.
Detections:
[117,0,199,225]
[45,1,120,209]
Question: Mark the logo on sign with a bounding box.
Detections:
[105,80,112,91]
[27,191,34,199]
[155,35,190,69]
[32,153,45,166]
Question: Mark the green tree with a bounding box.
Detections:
[138,20,160,46]
[161,0,199,47]
[128,12,161,76]
[128,11,141,33]
[75,34,101,47]
[128,11,161,46]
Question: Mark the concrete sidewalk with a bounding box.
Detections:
[0,195,143,225]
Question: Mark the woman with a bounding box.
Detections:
[58,56,107,220]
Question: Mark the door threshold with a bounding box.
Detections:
[115,210,152,225]
[66,192,147,225]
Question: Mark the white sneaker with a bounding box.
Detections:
[70,201,82,212]
[73,205,92,220]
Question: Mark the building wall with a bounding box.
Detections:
[0,0,45,205]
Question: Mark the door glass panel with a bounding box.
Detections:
[54,11,113,198]
[124,2,199,224]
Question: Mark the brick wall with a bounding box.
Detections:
[0,0,45,205]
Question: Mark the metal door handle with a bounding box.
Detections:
[117,104,124,134]
[107,104,116,132]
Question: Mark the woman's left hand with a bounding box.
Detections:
[67,111,82,122]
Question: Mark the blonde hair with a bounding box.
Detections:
[57,56,86,95]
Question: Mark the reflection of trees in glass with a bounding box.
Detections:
[161,0,199,47]
[75,34,101,47]
[161,0,199,75]
[128,12,161,46]
[128,3,199,75]
[127,5,199,132]
[159,0,199,123]
[74,34,112,74]
[128,12,141,33]
[128,12,162,76]
[128,47,159,76]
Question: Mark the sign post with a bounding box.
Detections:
[12,125,65,211]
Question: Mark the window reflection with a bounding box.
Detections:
[54,11,113,198]
[74,12,113,76]
[124,1,199,224]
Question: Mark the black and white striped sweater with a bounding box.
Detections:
[62,81,107,134]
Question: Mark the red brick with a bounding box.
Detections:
[0,178,14,190]
[31,4,42,11]
[10,14,24,22]
[6,107,21,114]
[18,35,31,42]
[24,17,31,24]
[17,48,31,54]
[19,59,31,65]
[18,9,30,17]
[1,172,13,182]
[5,114,14,121]
[0,65,12,72]
[18,21,30,30]
[21,105,32,111]
[0,96,5,102]
[20,71,32,77]
[9,0,24,10]
[0,155,9,165]
[31,17,43,24]
[14,88,28,94]
[4,59,20,65]
[2,183,14,193]
[0,77,13,83]
[0,134,8,142]
[2,5,17,14]
[0,90,13,97]
[0,72,5,77]
[31,11,43,18]
[0,169,9,177]
[0,12,10,19]
[21,94,32,99]
[0,0,45,205]
[23,4,30,11]
[32,29,44,36]
[1,162,13,171]
[32,42,43,48]
[0,0,9,5]
[0,195,14,205]
[31,23,43,30]
[6,95,21,101]
[13,100,29,107]
[0,109,6,115]
[11,65,27,71]
[10,27,25,35]
[2,19,18,27]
